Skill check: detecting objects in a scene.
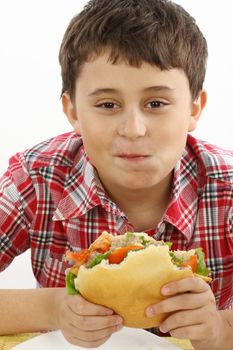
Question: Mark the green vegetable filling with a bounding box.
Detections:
[66,271,78,295]
[125,232,135,240]
[139,235,150,246]
[169,247,210,277]
[195,248,210,276]
[165,242,173,249]
[87,251,111,268]
[169,251,184,266]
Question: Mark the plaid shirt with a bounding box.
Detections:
[0,132,233,310]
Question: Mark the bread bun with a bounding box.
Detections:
[76,244,193,328]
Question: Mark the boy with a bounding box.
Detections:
[0,0,232,349]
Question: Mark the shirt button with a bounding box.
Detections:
[158,222,166,234]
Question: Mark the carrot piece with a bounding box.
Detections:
[181,255,198,273]
[66,249,90,265]
[108,245,144,264]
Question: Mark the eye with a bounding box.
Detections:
[145,100,167,109]
[95,102,120,109]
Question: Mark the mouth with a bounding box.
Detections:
[116,153,150,163]
[118,153,149,158]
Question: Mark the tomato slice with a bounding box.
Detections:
[66,249,90,266]
[181,255,197,273]
[108,245,144,264]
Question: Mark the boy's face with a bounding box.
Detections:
[63,52,206,194]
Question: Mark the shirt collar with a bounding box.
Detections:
[53,151,122,221]
[53,134,201,241]
[164,142,200,242]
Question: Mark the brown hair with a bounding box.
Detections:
[59,0,208,100]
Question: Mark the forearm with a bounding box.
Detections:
[0,288,63,335]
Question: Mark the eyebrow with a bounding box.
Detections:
[88,88,119,97]
[88,86,175,97]
[144,86,175,93]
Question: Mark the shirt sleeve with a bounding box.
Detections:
[0,153,36,272]
[226,196,233,257]
[229,205,233,246]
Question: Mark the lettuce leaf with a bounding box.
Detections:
[125,232,135,240]
[139,235,150,246]
[195,248,211,276]
[66,271,78,295]
[165,242,173,249]
[169,251,184,265]
[86,251,111,268]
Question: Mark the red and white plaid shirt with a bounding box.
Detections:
[0,132,233,310]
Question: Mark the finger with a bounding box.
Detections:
[161,277,210,296]
[146,289,214,316]
[71,314,123,331]
[69,295,114,316]
[169,323,209,341]
[159,307,209,334]
[71,323,123,343]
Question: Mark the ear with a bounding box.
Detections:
[188,90,207,132]
[61,93,81,134]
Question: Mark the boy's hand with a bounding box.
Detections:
[146,277,223,350]
[54,289,123,348]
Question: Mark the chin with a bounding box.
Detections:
[119,179,160,191]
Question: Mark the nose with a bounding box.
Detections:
[117,109,147,140]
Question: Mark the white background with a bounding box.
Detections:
[0,0,232,288]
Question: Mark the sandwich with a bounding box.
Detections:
[65,231,211,328]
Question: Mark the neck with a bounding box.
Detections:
[102,173,173,231]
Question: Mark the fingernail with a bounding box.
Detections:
[146,307,156,317]
[106,309,114,315]
[116,317,123,324]
[159,326,167,333]
[162,287,170,295]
